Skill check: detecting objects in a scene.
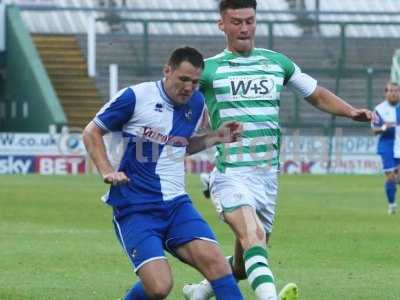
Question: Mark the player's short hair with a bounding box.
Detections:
[168,47,204,70]
[219,0,257,14]
[385,82,399,92]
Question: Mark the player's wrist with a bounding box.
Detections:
[101,168,116,179]
[381,124,387,131]
[208,131,222,146]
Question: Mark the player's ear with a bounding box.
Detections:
[217,19,224,32]
[163,64,171,77]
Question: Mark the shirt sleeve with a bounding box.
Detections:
[286,64,318,98]
[94,87,136,132]
[191,99,207,137]
[371,110,384,128]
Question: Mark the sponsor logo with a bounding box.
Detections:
[0,133,56,148]
[0,132,85,156]
[36,156,86,175]
[141,127,188,147]
[154,103,164,112]
[0,156,35,174]
[229,76,276,100]
[57,128,86,156]
[142,127,169,144]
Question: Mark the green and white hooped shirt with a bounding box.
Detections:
[200,48,317,173]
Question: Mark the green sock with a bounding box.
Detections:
[243,246,277,299]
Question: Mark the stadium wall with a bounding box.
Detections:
[4,5,66,132]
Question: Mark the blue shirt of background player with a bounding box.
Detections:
[372,100,400,156]
[93,80,205,208]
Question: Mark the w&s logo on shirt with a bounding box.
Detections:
[229,75,276,100]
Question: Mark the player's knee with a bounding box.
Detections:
[145,278,173,299]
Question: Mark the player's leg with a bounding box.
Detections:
[182,239,245,300]
[130,260,173,300]
[113,210,173,299]
[385,170,397,214]
[176,239,243,300]
[166,199,243,300]
[221,170,278,300]
[183,171,277,300]
[224,205,278,300]
[381,154,398,214]
[183,171,297,300]
[255,179,299,300]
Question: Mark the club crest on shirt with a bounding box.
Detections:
[185,108,192,121]
[154,102,164,112]
[260,59,269,67]
[131,249,137,259]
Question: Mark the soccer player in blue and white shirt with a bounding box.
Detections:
[372,82,400,215]
[83,47,244,300]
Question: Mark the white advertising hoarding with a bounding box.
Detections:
[0,133,382,175]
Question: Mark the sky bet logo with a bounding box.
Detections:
[0,156,34,174]
[230,76,276,100]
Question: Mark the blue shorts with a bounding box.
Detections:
[380,153,400,172]
[112,195,217,272]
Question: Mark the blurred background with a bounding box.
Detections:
[1,0,400,174]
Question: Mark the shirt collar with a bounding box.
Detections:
[157,79,175,107]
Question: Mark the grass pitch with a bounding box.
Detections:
[0,174,399,299]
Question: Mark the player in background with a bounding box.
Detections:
[83,47,244,300]
[183,1,372,300]
[372,82,400,215]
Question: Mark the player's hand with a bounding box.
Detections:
[216,121,243,143]
[102,171,130,185]
[350,108,372,122]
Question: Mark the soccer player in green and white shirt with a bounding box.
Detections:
[183,1,372,300]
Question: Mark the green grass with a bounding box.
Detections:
[0,174,399,299]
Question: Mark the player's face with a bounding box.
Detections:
[385,84,400,105]
[163,61,202,105]
[218,8,256,54]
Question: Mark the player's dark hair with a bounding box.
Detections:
[168,47,204,70]
[219,0,257,14]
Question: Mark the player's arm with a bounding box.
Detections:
[372,124,396,135]
[83,122,129,185]
[371,124,393,135]
[305,86,372,122]
[284,63,372,122]
[370,110,395,135]
[83,87,135,185]
[187,121,242,155]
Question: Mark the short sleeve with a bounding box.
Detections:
[270,52,296,85]
[94,88,136,132]
[372,110,384,128]
[287,64,318,98]
[191,104,208,137]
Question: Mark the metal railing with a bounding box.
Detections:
[13,5,399,132]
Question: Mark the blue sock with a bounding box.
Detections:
[210,274,243,300]
[385,180,396,204]
[124,281,149,300]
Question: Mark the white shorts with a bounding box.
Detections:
[209,168,278,233]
